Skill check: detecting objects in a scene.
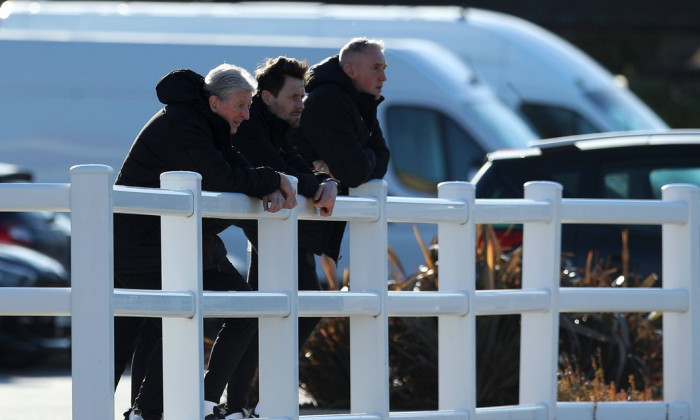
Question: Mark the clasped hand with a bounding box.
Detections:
[314,180,338,217]
[261,174,297,212]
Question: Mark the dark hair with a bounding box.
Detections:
[254,56,308,97]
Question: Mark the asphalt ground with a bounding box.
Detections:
[0,362,133,420]
[0,360,329,419]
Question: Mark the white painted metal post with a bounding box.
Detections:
[519,181,562,419]
[349,180,389,417]
[437,182,476,416]
[160,172,203,420]
[69,164,115,419]
[258,176,299,419]
[662,184,700,416]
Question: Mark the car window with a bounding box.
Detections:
[387,106,483,193]
[444,115,483,181]
[650,168,700,200]
[550,171,583,198]
[602,166,656,199]
[603,165,700,200]
[603,172,630,198]
[520,103,598,138]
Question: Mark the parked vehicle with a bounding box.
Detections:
[0,243,71,367]
[0,1,668,138]
[0,162,31,182]
[0,30,536,192]
[0,164,71,274]
[0,25,539,274]
[471,129,700,279]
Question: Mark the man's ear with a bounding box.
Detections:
[342,62,355,79]
[208,95,218,112]
[261,90,272,105]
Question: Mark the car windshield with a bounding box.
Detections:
[585,90,666,131]
[466,101,538,149]
[519,103,599,138]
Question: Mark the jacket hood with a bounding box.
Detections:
[156,69,208,107]
[305,55,354,94]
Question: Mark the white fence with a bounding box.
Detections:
[0,164,698,420]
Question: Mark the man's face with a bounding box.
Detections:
[209,90,252,134]
[264,76,305,128]
[345,47,387,100]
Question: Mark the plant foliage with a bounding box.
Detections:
[298,225,662,409]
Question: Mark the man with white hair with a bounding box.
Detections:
[113,63,296,420]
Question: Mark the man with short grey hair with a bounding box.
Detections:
[292,37,390,268]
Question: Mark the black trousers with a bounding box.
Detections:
[114,256,256,420]
[223,225,323,413]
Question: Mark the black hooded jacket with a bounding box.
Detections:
[114,69,280,273]
[232,94,327,198]
[232,94,338,256]
[293,55,390,188]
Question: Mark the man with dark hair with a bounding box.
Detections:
[222,55,338,419]
[113,63,296,420]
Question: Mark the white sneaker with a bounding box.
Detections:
[224,412,245,420]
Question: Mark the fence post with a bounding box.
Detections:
[348,180,389,417]
[519,181,562,419]
[437,181,476,416]
[69,164,115,419]
[662,184,700,416]
[257,176,299,419]
[160,171,203,420]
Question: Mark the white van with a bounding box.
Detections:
[0,1,669,138]
[0,29,537,274]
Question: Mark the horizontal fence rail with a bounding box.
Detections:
[0,165,698,420]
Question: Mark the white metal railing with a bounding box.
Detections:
[0,164,698,420]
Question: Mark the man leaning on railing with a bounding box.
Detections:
[111,63,295,420]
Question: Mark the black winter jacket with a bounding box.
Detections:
[114,69,280,273]
[232,94,326,198]
[293,55,390,188]
[231,94,335,257]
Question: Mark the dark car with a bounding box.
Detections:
[0,163,72,366]
[0,163,71,273]
[471,129,700,279]
[0,243,71,367]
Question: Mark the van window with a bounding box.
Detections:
[520,103,598,138]
[586,90,660,131]
[387,106,483,193]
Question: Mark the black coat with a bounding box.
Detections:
[293,55,390,188]
[232,95,324,198]
[114,69,280,273]
[231,94,334,257]
[291,55,391,261]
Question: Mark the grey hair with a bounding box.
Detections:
[204,63,257,99]
[339,37,385,66]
